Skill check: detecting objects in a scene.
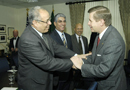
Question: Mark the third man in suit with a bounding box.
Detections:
[71,23,90,89]
[71,23,89,54]
[50,13,73,90]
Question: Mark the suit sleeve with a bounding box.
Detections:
[19,36,75,72]
[81,39,123,78]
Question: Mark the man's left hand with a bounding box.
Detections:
[71,56,83,69]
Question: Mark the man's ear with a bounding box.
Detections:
[32,20,37,25]
[100,19,105,26]
[54,22,56,26]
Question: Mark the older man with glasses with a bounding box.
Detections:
[18,6,87,90]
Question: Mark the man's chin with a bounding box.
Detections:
[43,29,49,33]
[91,29,94,32]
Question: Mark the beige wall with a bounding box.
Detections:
[0,5,18,51]
[0,1,126,55]
[0,3,72,52]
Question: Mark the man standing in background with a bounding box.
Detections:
[71,23,90,89]
[50,13,73,90]
[9,30,19,67]
[71,23,89,54]
[9,30,19,54]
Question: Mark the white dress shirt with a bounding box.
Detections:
[75,34,85,54]
[55,29,68,44]
[99,27,109,40]
[13,36,18,49]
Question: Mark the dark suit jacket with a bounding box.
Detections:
[71,34,89,54]
[50,29,73,51]
[88,32,97,52]
[50,29,73,82]
[9,37,20,51]
[18,25,75,90]
[81,25,127,90]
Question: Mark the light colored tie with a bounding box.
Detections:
[42,34,49,49]
[62,34,68,48]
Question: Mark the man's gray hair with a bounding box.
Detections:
[28,6,44,25]
[54,13,66,22]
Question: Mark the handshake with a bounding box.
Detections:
[70,53,92,70]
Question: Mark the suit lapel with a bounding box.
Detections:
[29,25,50,51]
[82,37,86,49]
[92,36,98,63]
[93,26,112,62]
[65,33,71,49]
[44,34,54,55]
[73,34,80,50]
[53,30,64,45]
[96,26,112,52]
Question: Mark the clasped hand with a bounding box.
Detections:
[71,53,92,70]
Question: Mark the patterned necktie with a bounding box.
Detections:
[79,36,83,54]
[97,37,100,46]
[62,34,68,48]
[42,34,49,49]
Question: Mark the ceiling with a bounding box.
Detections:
[0,0,102,8]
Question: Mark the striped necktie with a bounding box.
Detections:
[62,34,68,48]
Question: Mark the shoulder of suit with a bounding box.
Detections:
[64,32,71,37]
[49,30,56,36]
[82,35,87,39]
[71,34,75,36]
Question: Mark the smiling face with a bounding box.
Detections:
[74,23,83,36]
[88,12,101,33]
[54,17,66,33]
[32,9,51,33]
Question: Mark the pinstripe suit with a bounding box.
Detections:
[82,25,127,90]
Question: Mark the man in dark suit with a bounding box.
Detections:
[9,30,19,67]
[71,23,89,54]
[50,13,73,90]
[71,6,127,90]
[9,30,19,54]
[71,23,90,89]
[18,6,87,90]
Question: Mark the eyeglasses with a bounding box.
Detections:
[36,18,51,24]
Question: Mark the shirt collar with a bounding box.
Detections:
[31,26,42,38]
[99,26,109,39]
[75,34,82,38]
[55,29,64,36]
[14,36,18,40]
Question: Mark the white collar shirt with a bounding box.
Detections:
[99,26,109,40]
[13,36,18,49]
[75,34,85,54]
[55,29,67,43]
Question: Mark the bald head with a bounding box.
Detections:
[74,23,83,36]
[13,30,18,38]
